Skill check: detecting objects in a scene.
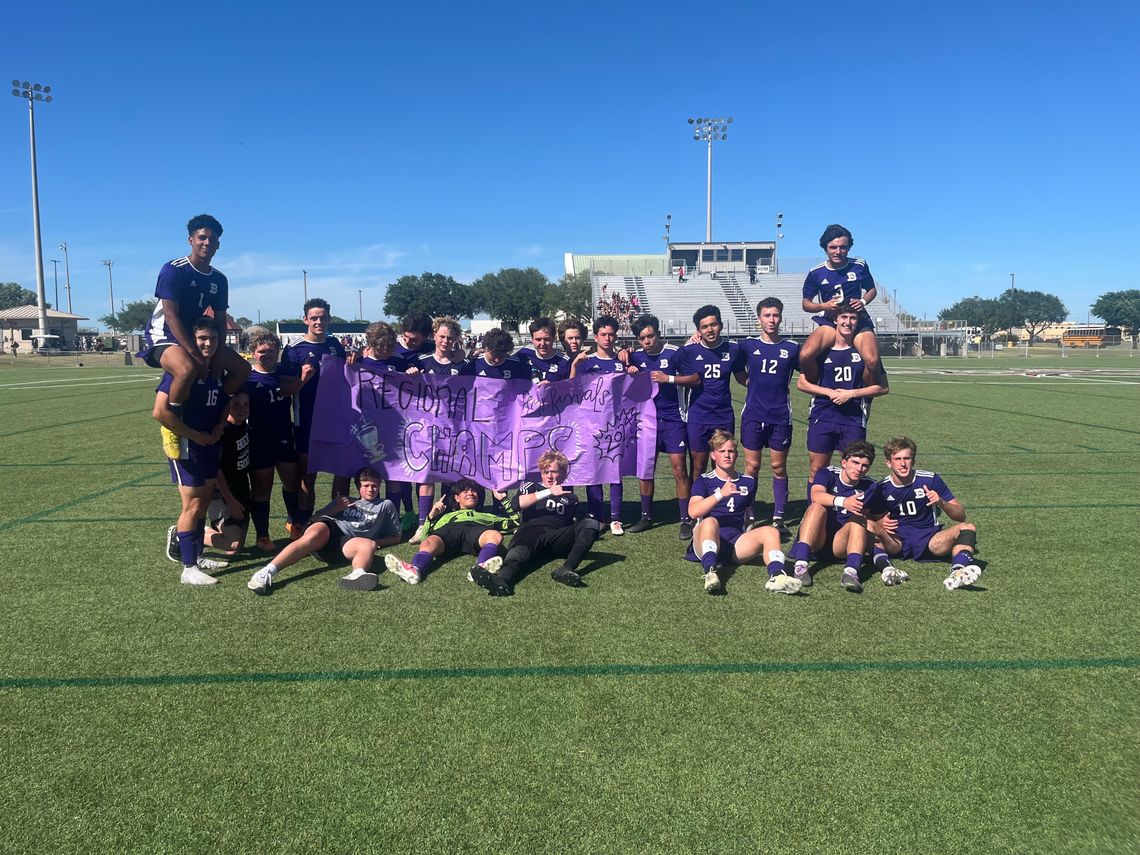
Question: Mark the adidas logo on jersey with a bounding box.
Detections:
[695,354,705,361]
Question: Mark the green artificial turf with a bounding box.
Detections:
[0,357,1137,854]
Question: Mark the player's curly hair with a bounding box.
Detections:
[537,449,569,476]
[483,328,514,359]
[365,321,396,353]
[444,478,486,511]
[432,316,461,337]
[187,214,223,236]
[246,327,281,352]
[819,223,853,250]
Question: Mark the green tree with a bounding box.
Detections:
[1002,288,1067,344]
[542,271,592,322]
[937,296,1013,337]
[100,300,156,333]
[471,267,548,331]
[234,316,254,328]
[382,272,473,320]
[1090,289,1140,344]
[0,282,44,310]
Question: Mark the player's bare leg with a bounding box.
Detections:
[798,325,837,384]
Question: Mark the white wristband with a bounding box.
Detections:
[535,489,552,500]
[714,488,724,501]
[832,495,846,510]
[667,375,675,384]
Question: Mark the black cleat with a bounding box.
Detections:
[679,520,694,540]
[471,565,512,597]
[626,517,653,533]
[772,518,791,540]
[551,567,586,588]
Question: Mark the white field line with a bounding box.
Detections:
[0,374,158,391]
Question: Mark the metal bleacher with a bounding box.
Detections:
[594,270,912,340]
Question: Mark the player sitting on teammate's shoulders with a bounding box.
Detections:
[154,317,231,586]
[799,223,881,387]
[384,478,514,585]
[788,440,880,593]
[797,300,890,487]
[684,430,801,596]
[470,450,604,597]
[203,389,253,556]
[864,436,983,591]
[246,467,400,596]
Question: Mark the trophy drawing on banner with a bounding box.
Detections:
[350,419,386,463]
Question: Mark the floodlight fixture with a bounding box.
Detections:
[687,115,734,242]
[102,259,116,320]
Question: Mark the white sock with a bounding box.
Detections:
[265,563,279,576]
[344,568,367,579]
[701,539,718,556]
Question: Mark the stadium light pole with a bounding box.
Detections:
[688,116,732,244]
[11,79,53,345]
[58,241,73,313]
[1010,272,1015,293]
[357,289,363,321]
[774,212,784,274]
[102,259,115,324]
[302,269,308,303]
[50,258,59,309]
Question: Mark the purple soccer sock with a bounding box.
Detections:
[790,541,810,562]
[772,477,789,517]
[176,530,197,566]
[872,547,892,568]
[846,552,863,571]
[477,543,500,564]
[952,550,973,567]
[640,494,653,518]
[418,492,433,524]
[250,500,271,538]
[766,559,784,577]
[678,498,691,522]
[281,489,301,523]
[700,544,719,572]
[610,483,623,520]
[412,551,433,573]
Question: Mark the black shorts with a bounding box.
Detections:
[434,521,492,558]
[312,518,346,564]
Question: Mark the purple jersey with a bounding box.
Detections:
[740,337,800,425]
[465,354,529,380]
[576,354,625,375]
[630,344,693,417]
[515,481,579,527]
[802,259,877,329]
[394,336,434,360]
[417,353,468,376]
[516,346,571,382]
[244,366,295,441]
[812,466,878,526]
[282,337,347,431]
[142,257,228,351]
[156,371,225,434]
[360,354,412,374]
[683,339,744,424]
[866,471,956,533]
[692,471,757,530]
[808,346,871,428]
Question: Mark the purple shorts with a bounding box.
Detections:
[684,525,744,562]
[895,525,943,561]
[807,419,866,456]
[250,427,298,471]
[740,418,792,452]
[656,415,688,455]
[168,444,221,488]
[687,418,735,453]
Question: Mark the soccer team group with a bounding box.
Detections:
[146,216,983,598]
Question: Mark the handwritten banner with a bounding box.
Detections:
[308,357,658,489]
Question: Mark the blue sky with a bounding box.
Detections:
[3,0,1136,328]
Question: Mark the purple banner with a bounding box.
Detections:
[308,357,658,490]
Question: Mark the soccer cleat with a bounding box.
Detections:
[551,566,586,588]
[196,555,229,571]
[408,523,427,545]
[765,573,803,595]
[384,553,421,585]
[626,517,653,533]
[284,521,304,541]
[610,520,625,536]
[471,565,512,597]
[160,425,182,460]
[165,525,180,563]
[468,555,503,581]
[338,568,379,591]
[703,567,722,595]
[255,536,276,552]
[180,565,219,586]
[679,520,694,540]
[881,567,907,587]
[793,560,813,588]
[772,518,791,540]
[247,567,273,595]
[944,563,983,591]
[841,568,863,593]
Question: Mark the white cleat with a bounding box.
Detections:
[944,563,982,591]
[765,574,803,595]
[196,556,229,571]
[385,553,421,585]
[703,568,722,595]
[408,524,427,545]
[610,520,625,536]
[181,566,219,586]
[247,567,273,595]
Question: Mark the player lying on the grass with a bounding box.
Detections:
[864,436,983,591]
[246,466,401,596]
[736,297,800,538]
[384,478,514,585]
[470,450,605,597]
[683,305,745,480]
[628,314,699,539]
[571,314,640,535]
[139,214,250,427]
[799,223,881,386]
[517,317,571,383]
[153,317,231,586]
[684,430,802,596]
[203,389,252,556]
[797,301,890,486]
[244,328,304,548]
[788,439,879,593]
